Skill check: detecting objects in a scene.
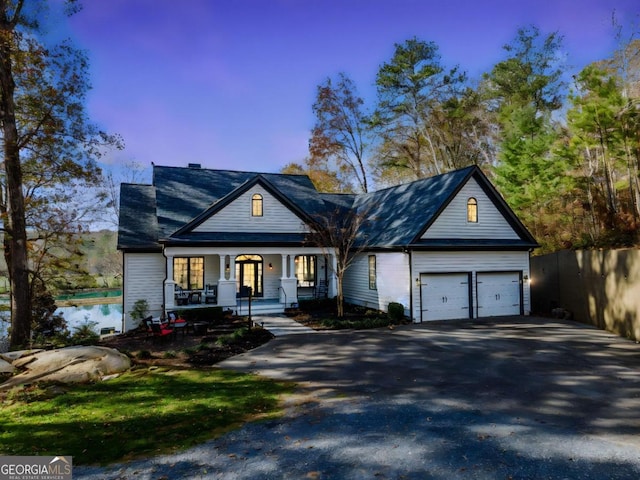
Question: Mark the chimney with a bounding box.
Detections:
[188,163,201,169]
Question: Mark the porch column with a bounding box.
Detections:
[289,255,296,279]
[218,255,226,281]
[217,253,237,309]
[164,255,176,310]
[280,253,298,306]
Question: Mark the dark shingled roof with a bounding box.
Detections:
[152,166,327,240]
[352,167,477,248]
[117,183,160,251]
[118,164,537,251]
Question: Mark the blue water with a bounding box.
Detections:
[56,304,124,334]
[0,304,123,341]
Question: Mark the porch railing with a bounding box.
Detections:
[278,286,287,307]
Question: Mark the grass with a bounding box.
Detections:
[0,367,293,465]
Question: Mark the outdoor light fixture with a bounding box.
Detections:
[268,263,273,269]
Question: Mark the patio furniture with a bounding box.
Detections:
[167,312,188,337]
[188,290,202,304]
[192,322,208,335]
[149,322,173,340]
[204,284,217,304]
[175,286,189,306]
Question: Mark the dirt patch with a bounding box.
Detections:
[99,318,273,368]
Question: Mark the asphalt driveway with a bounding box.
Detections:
[76,317,640,479]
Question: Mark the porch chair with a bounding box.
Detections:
[204,284,217,304]
[149,321,174,340]
[175,286,189,306]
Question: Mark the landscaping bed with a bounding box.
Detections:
[99,317,274,367]
[287,299,409,330]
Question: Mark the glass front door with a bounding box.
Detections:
[235,255,263,297]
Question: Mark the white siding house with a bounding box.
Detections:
[344,252,410,314]
[122,253,165,331]
[118,164,537,329]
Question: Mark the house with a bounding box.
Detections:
[117,163,538,331]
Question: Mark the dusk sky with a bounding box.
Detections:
[58,0,640,176]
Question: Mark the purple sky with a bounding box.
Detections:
[61,0,639,174]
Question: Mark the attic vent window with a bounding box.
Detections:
[251,193,263,217]
[467,197,478,223]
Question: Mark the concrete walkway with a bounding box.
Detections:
[253,314,316,336]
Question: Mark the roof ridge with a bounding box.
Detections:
[152,163,309,178]
[367,165,477,195]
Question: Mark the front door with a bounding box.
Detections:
[235,254,263,297]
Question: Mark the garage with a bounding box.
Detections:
[420,273,471,321]
[476,272,522,317]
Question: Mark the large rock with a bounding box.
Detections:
[0,345,131,390]
[0,349,43,363]
[0,357,14,374]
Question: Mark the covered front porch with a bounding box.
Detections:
[162,247,336,315]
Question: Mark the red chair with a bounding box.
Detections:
[149,322,173,340]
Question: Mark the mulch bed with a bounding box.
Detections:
[99,318,274,368]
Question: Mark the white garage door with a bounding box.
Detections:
[476,272,521,317]
[420,273,471,321]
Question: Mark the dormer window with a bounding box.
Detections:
[251,193,263,217]
[467,197,478,223]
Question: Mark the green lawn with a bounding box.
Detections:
[0,367,293,465]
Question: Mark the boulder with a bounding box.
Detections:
[0,349,43,363]
[0,357,14,374]
[0,345,131,390]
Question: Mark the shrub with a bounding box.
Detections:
[387,302,405,323]
[70,321,100,345]
[297,298,335,312]
[216,327,248,346]
[130,299,149,327]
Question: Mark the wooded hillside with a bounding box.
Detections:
[289,22,640,254]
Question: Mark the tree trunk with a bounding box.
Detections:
[336,274,344,318]
[0,24,32,348]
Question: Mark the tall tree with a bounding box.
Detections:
[563,63,640,245]
[484,26,567,246]
[0,0,117,347]
[309,73,372,193]
[372,37,467,183]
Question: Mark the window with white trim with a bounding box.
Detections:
[368,255,377,290]
[251,193,263,216]
[467,197,478,223]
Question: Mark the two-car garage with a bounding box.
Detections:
[419,271,523,321]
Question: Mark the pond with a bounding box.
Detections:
[0,303,124,348]
[56,303,124,335]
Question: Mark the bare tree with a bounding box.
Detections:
[309,73,373,193]
[305,201,372,317]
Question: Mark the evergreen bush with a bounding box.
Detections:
[387,302,405,323]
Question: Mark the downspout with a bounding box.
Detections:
[407,247,414,323]
[162,247,168,318]
[121,251,126,334]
